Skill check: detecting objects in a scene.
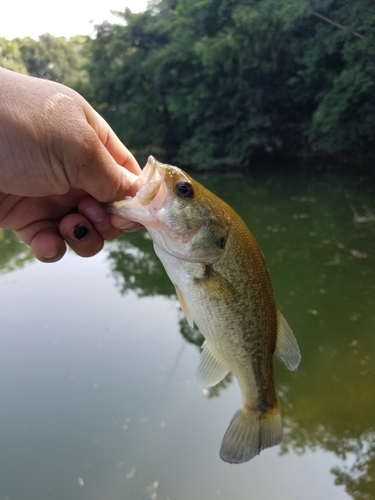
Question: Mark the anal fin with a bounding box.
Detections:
[195,341,229,388]
[274,309,301,371]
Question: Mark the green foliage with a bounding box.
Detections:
[107,229,175,297]
[20,34,91,87]
[3,0,375,166]
[0,38,28,73]
[87,0,375,166]
[0,230,34,274]
[290,0,375,153]
[0,34,91,93]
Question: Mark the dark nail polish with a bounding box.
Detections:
[73,224,88,240]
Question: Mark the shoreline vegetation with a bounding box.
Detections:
[1,0,375,170]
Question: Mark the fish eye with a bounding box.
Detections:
[175,180,195,199]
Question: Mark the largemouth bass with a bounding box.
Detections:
[108,156,301,464]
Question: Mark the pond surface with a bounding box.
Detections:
[1,162,375,500]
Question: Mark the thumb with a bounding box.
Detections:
[79,139,140,202]
[54,95,142,202]
[77,106,142,202]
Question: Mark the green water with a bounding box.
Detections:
[0,162,375,500]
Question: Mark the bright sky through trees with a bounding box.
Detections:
[0,0,148,39]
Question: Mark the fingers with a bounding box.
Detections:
[78,197,123,240]
[59,213,104,257]
[78,196,141,234]
[15,215,103,262]
[110,213,143,233]
[14,209,116,263]
[8,194,142,263]
[15,220,67,263]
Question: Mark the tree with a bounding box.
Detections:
[0,38,28,73]
[87,0,375,165]
[19,34,91,87]
[289,0,375,153]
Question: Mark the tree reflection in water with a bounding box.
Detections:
[105,177,375,500]
[0,229,34,274]
[332,432,375,500]
[107,229,174,297]
[108,229,235,399]
[1,159,375,500]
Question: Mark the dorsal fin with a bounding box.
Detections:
[274,309,301,371]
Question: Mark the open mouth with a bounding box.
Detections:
[137,156,166,207]
[106,156,166,216]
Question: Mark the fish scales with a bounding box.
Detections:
[199,222,278,412]
[107,156,301,464]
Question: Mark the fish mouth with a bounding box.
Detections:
[107,156,166,216]
[136,156,166,207]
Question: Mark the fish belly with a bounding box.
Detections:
[154,242,282,463]
[154,241,277,401]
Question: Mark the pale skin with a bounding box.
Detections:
[0,67,141,263]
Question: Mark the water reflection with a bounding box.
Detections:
[109,231,235,399]
[108,230,173,297]
[0,228,34,273]
[0,163,374,499]
[104,163,375,500]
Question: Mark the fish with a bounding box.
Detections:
[107,156,301,464]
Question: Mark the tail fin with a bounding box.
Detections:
[220,404,282,464]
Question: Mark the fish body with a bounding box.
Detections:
[108,156,300,463]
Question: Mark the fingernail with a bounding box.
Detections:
[73,224,88,240]
[84,204,107,223]
[43,246,59,259]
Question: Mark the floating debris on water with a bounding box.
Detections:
[322,240,375,262]
[350,204,375,224]
[325,255,341,266]
[290,196,316,202]
[292,213,311,219]
[144,481,159,500]
[307,309,319,316]
[126,467,136,479]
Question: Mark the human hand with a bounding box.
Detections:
[0,68,142,262]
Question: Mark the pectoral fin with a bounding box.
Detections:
[175,285,194,327]
[274,309,301,371]
[195,341,229,388]
[195,265,235,300]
